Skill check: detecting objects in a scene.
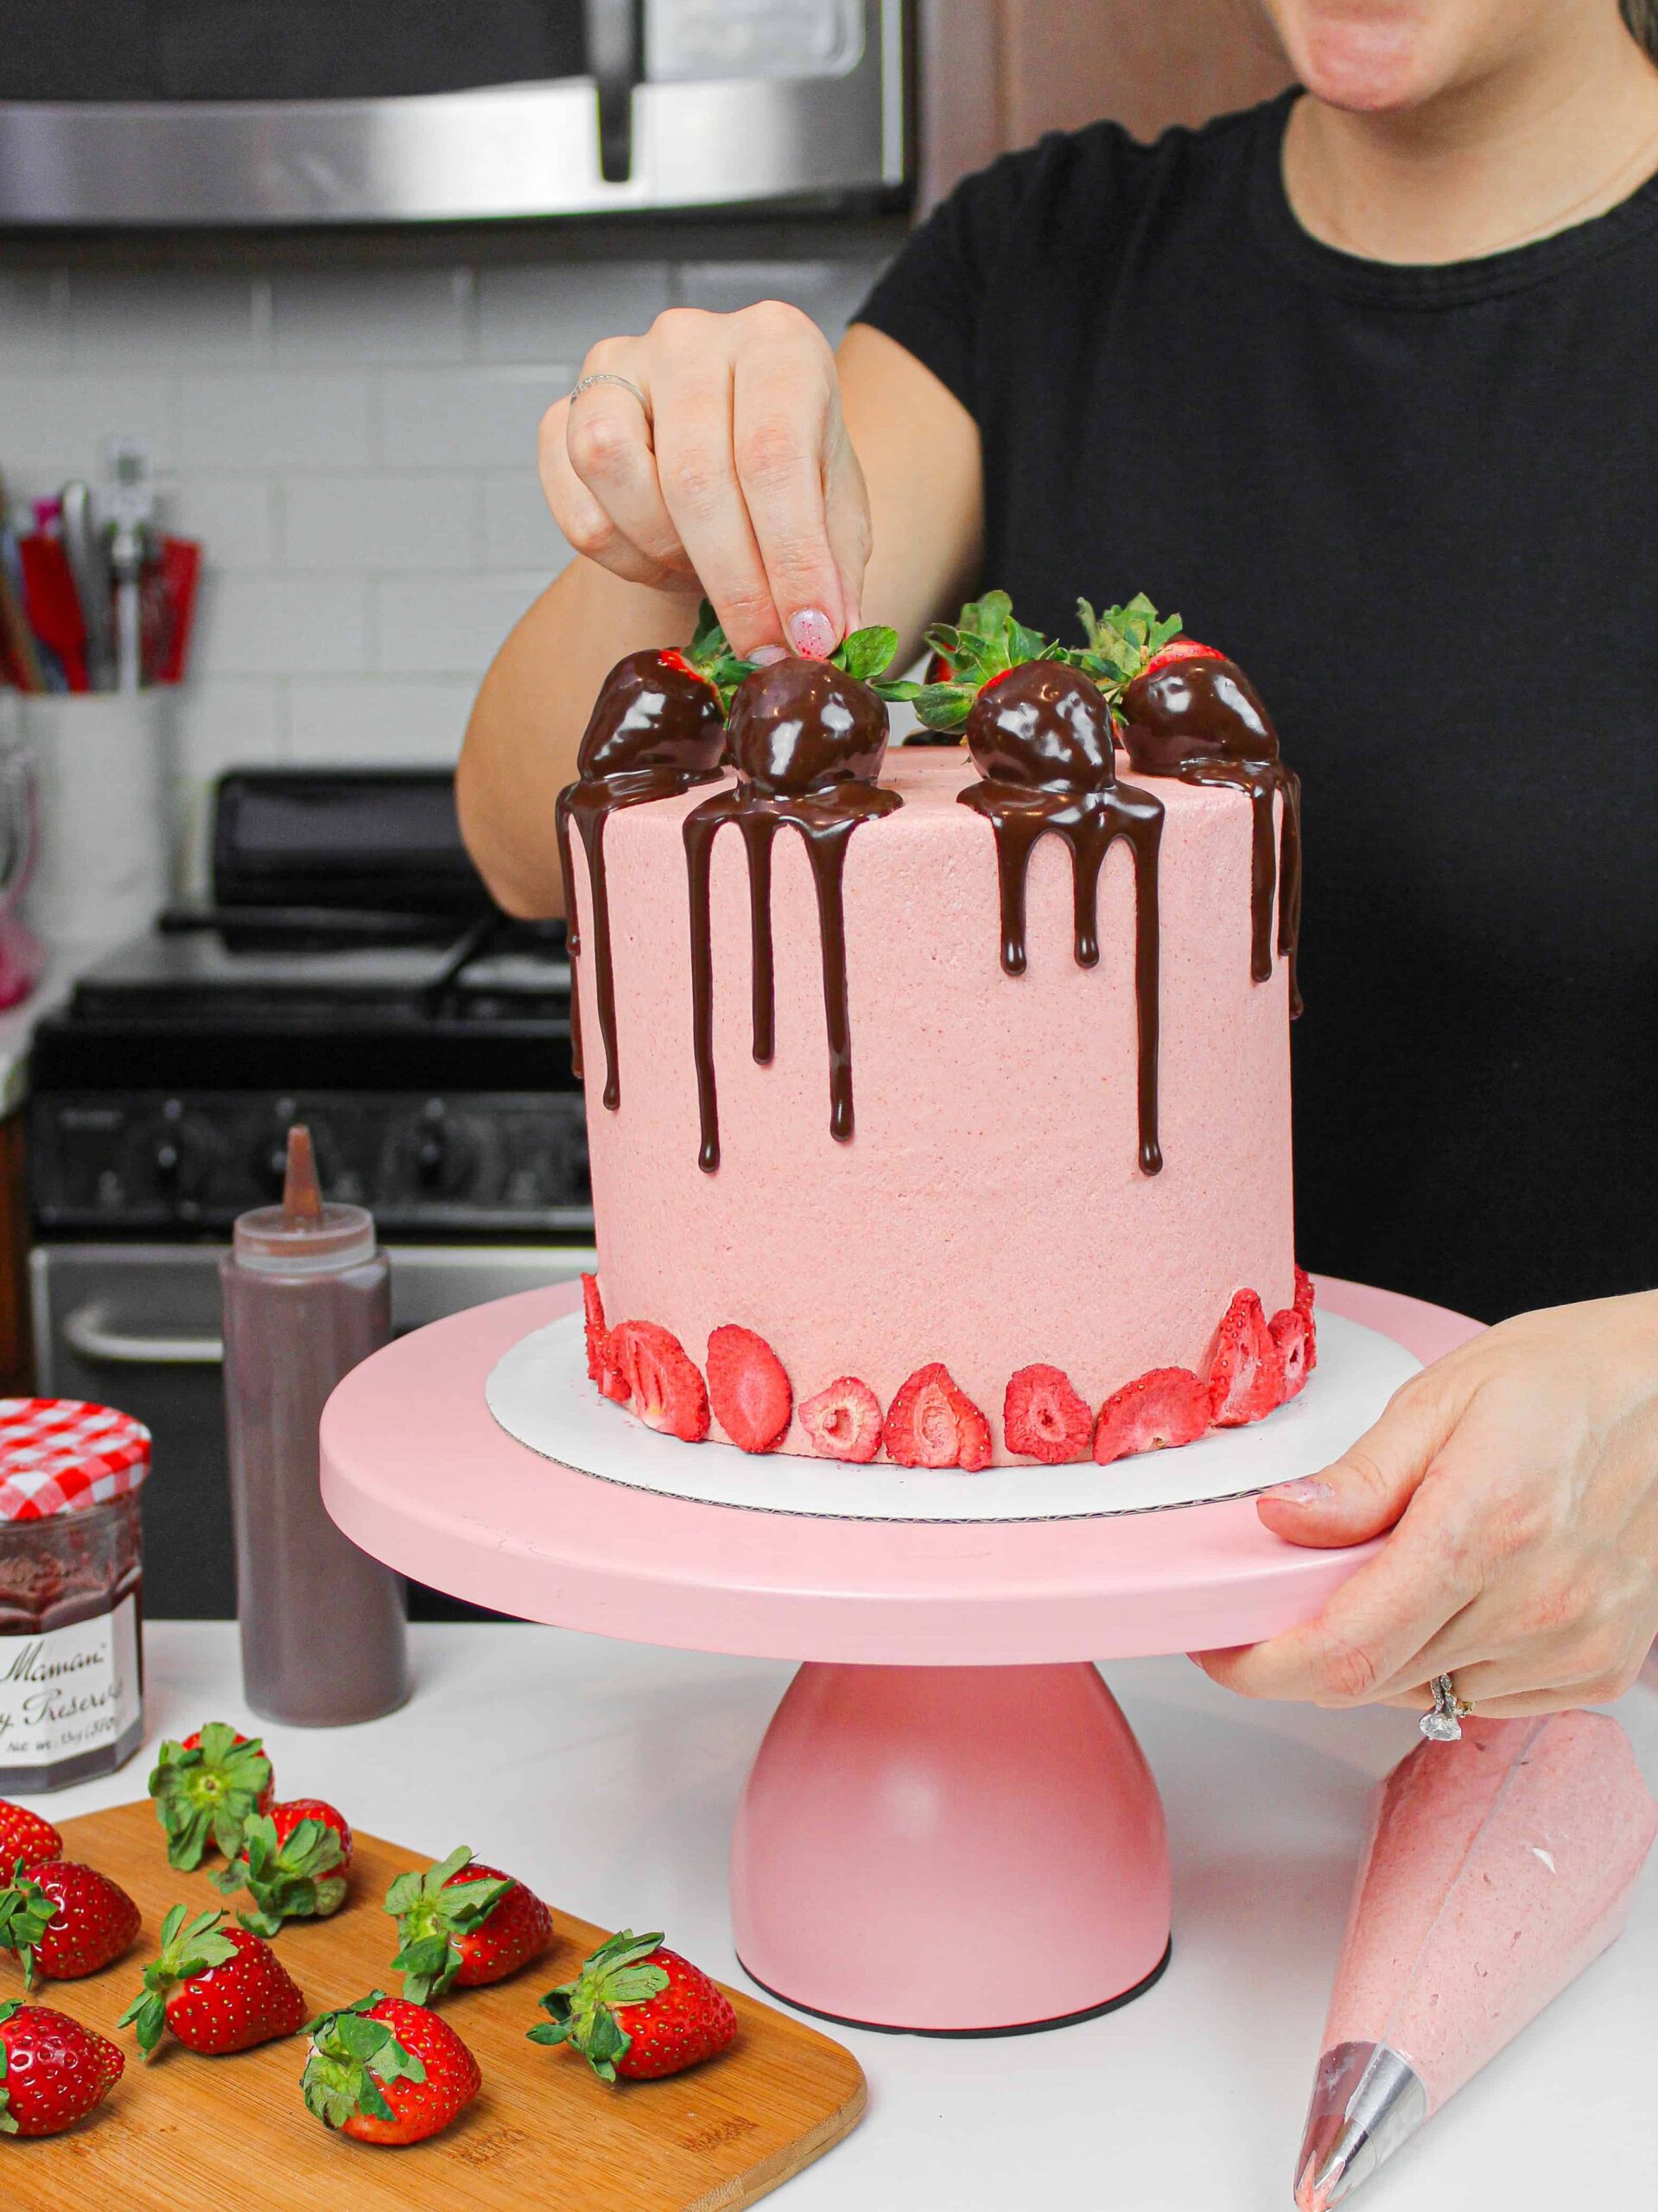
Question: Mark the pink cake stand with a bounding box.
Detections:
[321,1275,1480,2037]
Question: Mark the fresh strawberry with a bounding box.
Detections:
[530,1929,736,2083]
[1206,1290,1284,1427]
[1293,1265,1319,1370]
[1003,1364,1094,1463]
[0,1801,61,1870]
[213,1802,353,1936]
[1268,1307,1313,1401]
[0,1860,140,1989]
[118,1904,304,2057]
[302,1991,480,2145]
[1142,637,1224,677]
[386,1846,553,2005]
[604,1320,710,1443]
[149,1722,275,1870]
[0,1999,124,2135]
[797,1376,883,1462]
[706,1325,792,1453]
[882,1363,993,1471]
[1093,1367,1211,1465]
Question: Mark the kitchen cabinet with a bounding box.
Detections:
[918,0,1293,209]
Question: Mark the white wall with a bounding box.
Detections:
[0,253,887,820]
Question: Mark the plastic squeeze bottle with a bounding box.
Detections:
[221,1125,410,1725]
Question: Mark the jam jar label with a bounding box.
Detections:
[0,1596,141,1774]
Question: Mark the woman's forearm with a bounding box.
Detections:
[456,563,699,918]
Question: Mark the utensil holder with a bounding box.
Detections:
[19,690,175,952]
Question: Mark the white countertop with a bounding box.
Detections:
[39,1624,1658,2212]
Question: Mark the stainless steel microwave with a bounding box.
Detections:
[0,0,907,226]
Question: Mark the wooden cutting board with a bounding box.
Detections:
[3,1801,865,2212]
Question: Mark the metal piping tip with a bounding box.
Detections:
[1293,2042,1427,2209]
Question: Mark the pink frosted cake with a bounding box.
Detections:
[560,594,1312,1470]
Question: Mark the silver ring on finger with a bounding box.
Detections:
[1420,1671,1474,1743]
[569,372,651,420]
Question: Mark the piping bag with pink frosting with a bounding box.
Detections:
[1294,1711,1657,2209]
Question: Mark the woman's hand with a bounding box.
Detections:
[538,304,872,661]
[1195,1294,1658,1718]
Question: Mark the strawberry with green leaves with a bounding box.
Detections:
[386,1845,553,2004]
[148,1722,274,1872]
[0,1999,124,2136]
[0,1859,141,1989]
[302,1992,480,2145]
[1071,592,1192,697]
[213,1801,353,1936]
[530,1928,737,2083]
[902,591,1070,734]
[118,1904,305,2058]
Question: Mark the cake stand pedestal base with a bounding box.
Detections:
[729,1660,1172,2035]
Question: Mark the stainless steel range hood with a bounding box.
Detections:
[0,0,907,227]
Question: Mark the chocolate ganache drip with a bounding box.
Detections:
[957,660,1166,1175]
[683,658,902,1174]
[1119,656,1303,1016]
[556,650,727,1107]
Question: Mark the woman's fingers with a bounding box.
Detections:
[732,304,852,655]
[537,302,870,657]
[1255,1365,1466,1548]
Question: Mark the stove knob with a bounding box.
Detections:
[153,1140,182,1191]
[415,1129,449,1189]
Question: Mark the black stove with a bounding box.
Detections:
[29,769,589,1240]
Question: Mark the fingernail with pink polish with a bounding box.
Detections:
[1266,1478,1333,1506]
[789,608,835,658]
[750,644,789,666]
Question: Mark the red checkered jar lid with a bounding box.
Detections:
[0,1397,152,1523]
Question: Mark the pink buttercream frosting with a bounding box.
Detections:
[575,747,1297,1463]
[1321,1711,1658,2108]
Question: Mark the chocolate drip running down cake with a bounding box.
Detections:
[558,597,1312,1471]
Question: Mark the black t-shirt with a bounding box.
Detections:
[857,90,1658,1325]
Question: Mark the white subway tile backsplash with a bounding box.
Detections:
[194,571,372,677]
[166,476,278,571]
[481,470,574,574]
[288,677,476,764]
[181,372,372,470]
[171,676,286,779]
[272,269,476,365]
[378,366,567,470]
[0,274,66,366]
[67,273,267,368]
[283,472,479,571]
[0,371,179,474]
[375,573,545,677]
[478,262,671,365]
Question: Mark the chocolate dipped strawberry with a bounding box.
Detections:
[575,650,727,783]
[724,650,890,796]
[1119,652,1280,775]
[1071,590,1189,696]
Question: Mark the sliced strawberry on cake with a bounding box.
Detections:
[797,1376,884,1462]
[1268,1306,1313,1401]
[1003,1364,1093,1464]
[1206,1290,1285,1427]
[1093,1368,1211,1465]
[706,1325,792,1453]
[883,1364,993,1471]
[602,1320,709,1443]
[581,1275,629,1402]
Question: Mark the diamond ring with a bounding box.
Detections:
[569,371,651,416]
[1420,1672,1473,1743]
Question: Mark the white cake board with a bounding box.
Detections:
[485,1309,1420,1524]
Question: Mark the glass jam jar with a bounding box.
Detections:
[0,1398,149,1793]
